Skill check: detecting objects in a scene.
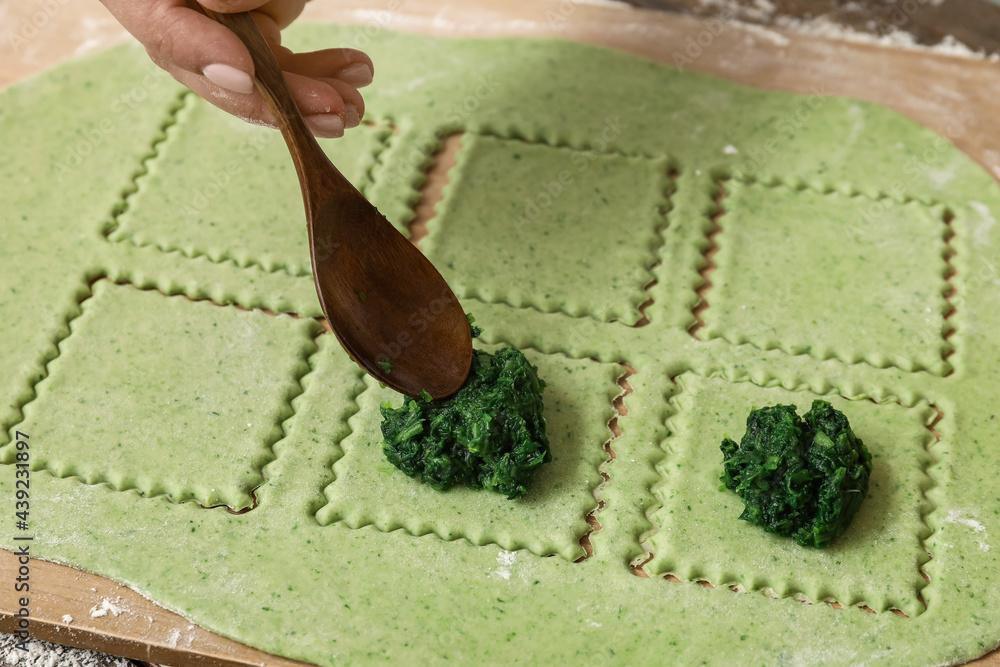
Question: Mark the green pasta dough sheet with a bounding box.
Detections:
[2,24,1000,666]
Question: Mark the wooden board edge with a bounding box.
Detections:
[1,550,316,667]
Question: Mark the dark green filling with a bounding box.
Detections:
[720,400,873,548]
[380,346,550,499]
[466,312,483,338]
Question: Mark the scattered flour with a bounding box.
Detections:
[776,14,920,46]
[927,167,957,188]
[933,34,1000,61]
[739,22,791,46]
[0,634,135,667]
[89,597,127,619]
[701,0,776,22]
[945,509,991,552]
[61,615,73,624]
[71,37,105,58]
[772,15,1000,61]
[694,0,998,61]
[840,1,868,13]
[969,201,996,248]
[723,144,739,154]
[492,550,518,581]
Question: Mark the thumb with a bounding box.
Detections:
[106,0,257,94]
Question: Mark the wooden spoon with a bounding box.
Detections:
[196,5,472,399]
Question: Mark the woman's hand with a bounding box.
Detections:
[100,0,373,137]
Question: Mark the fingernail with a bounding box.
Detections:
[202,63,254,94]
[344,103,360,128]
[337,62,373,86]
[305,114,345,138]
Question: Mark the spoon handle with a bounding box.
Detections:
[194,4,344,199]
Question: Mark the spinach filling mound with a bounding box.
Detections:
[720,400,873,548]
[379,347,550,499]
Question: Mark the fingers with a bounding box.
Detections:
[320,77,366,126]
[104,0,254,86]
[101,0,370,137]
[196,0,271,8]
[280,49,374,87]
[276,47,372,130]
[199,0,306,28]
[164,64,355,138]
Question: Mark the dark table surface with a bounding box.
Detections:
[622,0,1000,55]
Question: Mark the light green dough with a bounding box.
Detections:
[704,180,954,374]
[110,97,396,276]
[423,133,672,324]
[0,281,319,510]
[2,25,1000,666]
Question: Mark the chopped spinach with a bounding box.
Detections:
[380,346,549,499]
[466,312,483,338]
[720,400,873,548]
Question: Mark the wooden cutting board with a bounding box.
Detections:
[1,1,999,664]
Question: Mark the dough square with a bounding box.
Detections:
[422,133,672,324]
[644,372,934,616]
[107,96,392,277]
[315,347,623,561]
[702,180,953,374]
[1,281,318,510]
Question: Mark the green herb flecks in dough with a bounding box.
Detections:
[380,346,550,499]
[720,400,873,548]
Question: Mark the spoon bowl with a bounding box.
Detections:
[198,5,473,398]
